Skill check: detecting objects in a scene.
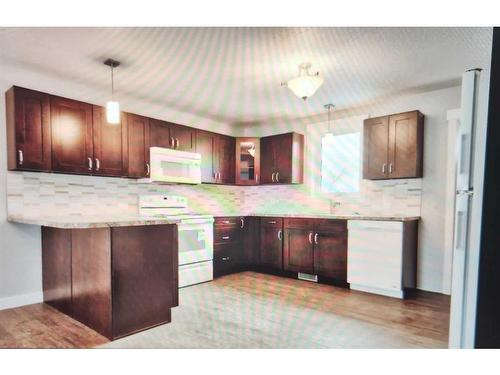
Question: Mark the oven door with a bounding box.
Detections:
[177,220,214,266]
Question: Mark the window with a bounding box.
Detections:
[321,132,361,193]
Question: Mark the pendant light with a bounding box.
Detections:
[324,103,335,131]
[282,62,324,100]
[104,58,120,124]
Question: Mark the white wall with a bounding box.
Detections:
[0,61,234,309]
[243,85,462,293]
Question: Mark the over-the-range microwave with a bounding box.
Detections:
[139,147,202,184]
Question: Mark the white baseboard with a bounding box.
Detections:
[0,291,43,311]
[350,284,404,299]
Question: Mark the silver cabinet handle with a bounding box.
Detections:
[88,157,93,170]
[276,172,280,182]
[308,232,313,244]
[255,173,259,183]
[382,164,387,173]
[389,163,393,173]
[278,229,282,241]
[314,233,319,245]
[271,172,275,182]
[218,171,221,181]
[222,236,230,240]
[240,218,245,229]
[170,137,175,148]
[95,158,100,171]
[268,220,277,224]
[223,220,231,224]
[176,138,180,149]
[222,256,230,261]
[18,150,23,165]
[146,163,150,175]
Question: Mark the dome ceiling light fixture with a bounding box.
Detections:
[281,62,324,101]
[104,58,121,124]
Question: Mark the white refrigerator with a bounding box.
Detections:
[449,68,490,348]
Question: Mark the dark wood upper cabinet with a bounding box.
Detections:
[6,86,52,171]
[235,137,260,185]
[92,106,128,177]
[126,113,150,178]
[195,129,217,183]
[363,110,424,180]
[259,217,283,270]
[172,123,196,152]
[50,96,93,174]
[260,132,304,184]
[363,116,389,179]
[216,134,235,184]
[150,118,173,149]
[388,111,424,179]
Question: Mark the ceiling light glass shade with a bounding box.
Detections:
[106,101,120,124]
[287,74,324,100]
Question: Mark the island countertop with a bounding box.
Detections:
[7,214,181,229]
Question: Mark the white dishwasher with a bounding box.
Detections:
[347,220,416,299]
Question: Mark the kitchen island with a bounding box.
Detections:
[9,215,179,340]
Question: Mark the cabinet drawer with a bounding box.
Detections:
[315,219,347,233]
[260,217,283,227]
[214,217,241,228]
[284,218,315,229]
[214,244,242,277]
[214,227,240,244]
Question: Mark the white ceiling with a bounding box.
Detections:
[0,27,492,126]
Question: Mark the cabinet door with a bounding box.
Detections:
[195,130,216,183]
[6,87,51,171]
[260,221,283,270]
[50,96,93,174]
[260,136,275,184]
[126,113,150,178]
[274,133,293,183]
[172,123,196,152]
[284,228,314,274]
[235,138,260,185]
[388,111,423,179]
[92,106,127,177]
[363,116,389,179]
[216,135,235,184]
[243,217,260,266]
[313,230,347,281]
[150,119,173,149]
[111,225,176,339]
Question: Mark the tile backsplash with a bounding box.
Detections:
[6,172,421,218]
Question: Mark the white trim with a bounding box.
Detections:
[0,291,43,311]
[349,284,404,299]
[443,108,461,295]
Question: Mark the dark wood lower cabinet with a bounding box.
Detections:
[283,228,314,274]
[213,217,244,277]
[313,230,348,281]
[259,218,284,270]
[41,224,178,340]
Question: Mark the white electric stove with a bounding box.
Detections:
[139,195,214,288]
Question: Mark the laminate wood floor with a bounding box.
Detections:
[0,272,450,349]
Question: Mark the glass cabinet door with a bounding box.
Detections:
[235,137,260,185]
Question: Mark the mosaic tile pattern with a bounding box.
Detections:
[7,172,421,218]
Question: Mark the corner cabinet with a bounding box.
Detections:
[260,132,304,184]
[235,137,260,185]
[363,110,424,180]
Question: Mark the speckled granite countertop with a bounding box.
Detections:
[215,213,420,222]
[7,215,181,229]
